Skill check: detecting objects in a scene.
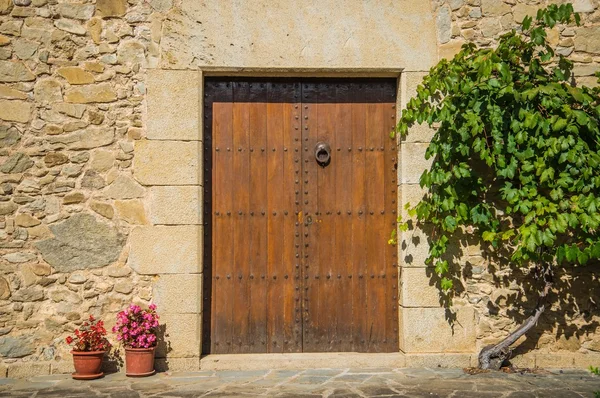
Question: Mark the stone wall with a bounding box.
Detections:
[0,0,599,378]
[398,0,600,368]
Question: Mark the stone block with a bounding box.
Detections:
[153,274,202,314]
[400,267,441,307]
[535,353,575,369]
[404,123,435,143]
[168,0,437,72]
[50,360,74,375]
[401,143,431,184]
[401,225,431,267]
[404,71,427,101]
[148,186,202,225]
[7,362,50,378]
[575,26,600,54]
[133,140,200,186]
[147,70,200,141]
[508,353,536,368]
[157,313,201,358]
[404,353,472,368]
[155,357,200,372]
[573,352,600,368]
[127,225,201,274]
[401,184,426,221]
[0,99,30,123]
[0,363,6,377]
[400,306,476,353]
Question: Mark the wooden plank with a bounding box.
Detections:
[232,81,251,353]
[247,81,268,352]
[383,80,399,351]
[302,82,319,352]
[334,82,353,352]
[318,82,337,351]
[266,82,286,353]
[350,82,368,352]
[364,82,386,352]
[281,82,302,353]
[212,81,234,353]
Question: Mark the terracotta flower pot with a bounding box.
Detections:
[71,350,105,380]
[125,346,156,377]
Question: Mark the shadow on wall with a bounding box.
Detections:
[403,214,600,361]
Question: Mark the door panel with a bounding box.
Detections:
[204,78,397,354]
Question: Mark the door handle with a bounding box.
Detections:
[315,142,331,167]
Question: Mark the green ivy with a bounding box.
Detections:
[391,4,600,292]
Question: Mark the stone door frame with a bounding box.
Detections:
[133,67,476,371]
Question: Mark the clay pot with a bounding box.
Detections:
[125,346,156,377]
[71,350,105,380]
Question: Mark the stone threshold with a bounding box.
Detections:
[200,352,408,370]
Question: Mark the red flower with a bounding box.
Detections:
[65,315,111,352]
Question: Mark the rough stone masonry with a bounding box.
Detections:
[0,0,599,378]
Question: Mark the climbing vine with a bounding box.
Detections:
[391,3,600,368]
[392,4,600,298]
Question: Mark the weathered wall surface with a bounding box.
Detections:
[400,0,600,368]
[0,0,599,377]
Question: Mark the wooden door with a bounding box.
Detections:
[203,78,398,354]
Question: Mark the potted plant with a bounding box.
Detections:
[113,303,159,377]
[66,315,111,380]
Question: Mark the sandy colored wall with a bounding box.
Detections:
[0,0,599,377]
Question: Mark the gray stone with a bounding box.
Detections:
[0,201,17,215]
[13,39,38,61]
[449,0,463,11]
[11,287,43,302]
[49,289,81,304]
[53,103,86,119]
[107,265,131,277]
[49,127,114,150]
[54,19,86,35]
[150,0,172,11]
[114,281,133,294]
[68,273,87,284]
[57,3,95,20]
[35,213,125,272]
[13,0,31,5]
[437,5,451,44]
[0,125,20,147]
[0,153,33,173]
[573,0,595,13]
[0,60,34,82]
[0,336,34,358]
[0,326,12,335]
[575,26,600,54]
[81,170,105,189]
[2,251,35,263]
[104,175,144,199]
[116,40,146,66]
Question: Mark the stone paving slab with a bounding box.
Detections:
[0,368,599,397]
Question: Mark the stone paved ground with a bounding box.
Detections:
[1,368,600,397]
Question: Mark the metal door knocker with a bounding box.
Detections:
[315,142,331,167]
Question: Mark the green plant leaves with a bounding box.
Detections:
[391,4,599,292]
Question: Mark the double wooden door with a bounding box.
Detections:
[203,78,398,354]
